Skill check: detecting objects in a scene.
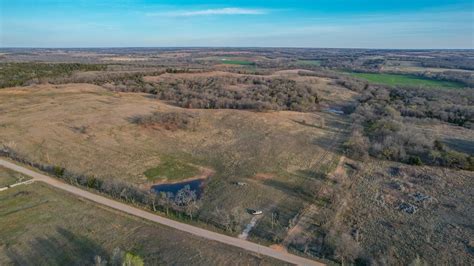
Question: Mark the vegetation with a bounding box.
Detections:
[296,59,322,66]
[0,62,106,88]
[151,76,320,111]
[0,166,29,187]
[0,47,473,265]
[220,59,255,66]
[144,156,200,181]
[131,111,199,131]
[0,182,283,265]
[343,84,474,170]
[348,72,465,88]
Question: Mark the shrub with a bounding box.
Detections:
[131,111,199,131]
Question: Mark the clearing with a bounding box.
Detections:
[349,72,465,88]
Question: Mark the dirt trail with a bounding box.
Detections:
[279,155,347,251]
[331,156,346,178]
[0,179,35,192]
[0,158,324,266]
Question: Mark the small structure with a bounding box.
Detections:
[251,210,263,215]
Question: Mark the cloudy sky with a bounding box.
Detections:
[0,0,473,48]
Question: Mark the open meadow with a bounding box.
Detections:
[0,47,473,265]
[0,181,286,265]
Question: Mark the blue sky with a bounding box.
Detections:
[0,0,473,48]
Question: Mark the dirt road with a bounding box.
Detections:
[0,158,324,266]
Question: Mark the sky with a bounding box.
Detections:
[0,0,473,48]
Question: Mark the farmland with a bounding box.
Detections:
[0,47,473,265]
[297,60,322,66]
[0,182,285,265]
[220,59,256,66]
[348,72,465,88]
[0,166,29,187]
[144,156,200,182]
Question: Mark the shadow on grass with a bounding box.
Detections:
[6,227,107,265]
[444,138,474,156]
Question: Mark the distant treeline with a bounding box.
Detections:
[0,62,107,88]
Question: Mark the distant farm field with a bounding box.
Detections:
[349,72,465,88]
[297,60,321,66]
[220,59,256,66]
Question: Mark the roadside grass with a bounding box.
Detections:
[0,182,285,265]
[0,166,30,187]
[144,156,200,181]
[348,72,465,88]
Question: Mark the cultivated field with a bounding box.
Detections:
[348,72,465,88]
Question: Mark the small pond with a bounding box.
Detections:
[326,108,344,115]
[151,179,204,198]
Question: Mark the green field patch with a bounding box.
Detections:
[349,72,465,89]
[220,59,256,66]
[297,60,321,66]
[144,157,200,181]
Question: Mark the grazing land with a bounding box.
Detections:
[0,47,473,265]
[0,166,30,187]
[144,156,200,182]
[297,60,322,66]
[0,181,286,265]
[348,72,465,88]
[221,59,256,66]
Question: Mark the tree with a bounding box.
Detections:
[174,185,197,206]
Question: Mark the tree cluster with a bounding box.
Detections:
[152,76,320,112]
[343,86,473,170]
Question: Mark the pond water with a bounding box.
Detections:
[151,179,204,198]
[326,108,344,115]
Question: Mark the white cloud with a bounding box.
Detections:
[147,8,267,17]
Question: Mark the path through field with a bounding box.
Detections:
[0,158,324,266]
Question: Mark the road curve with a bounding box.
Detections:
[0,158,324,266]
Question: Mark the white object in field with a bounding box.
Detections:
[252,210,263,215]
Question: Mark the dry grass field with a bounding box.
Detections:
[0,182,286,265]
[0,82,352,247]
[1,48,472,264]
[0,166,30,187]
[338,160,474,265]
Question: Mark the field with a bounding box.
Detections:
[297,60,322,66]
[0,181,285,265]
[0,82,350,250]
[220,59,256,66]
[0,166,29,187]
[349,72,465,88]
[144,156,200,182]
[0,48,472,265]
[340,160,474,265]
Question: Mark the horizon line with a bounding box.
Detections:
[1,46,473,51]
